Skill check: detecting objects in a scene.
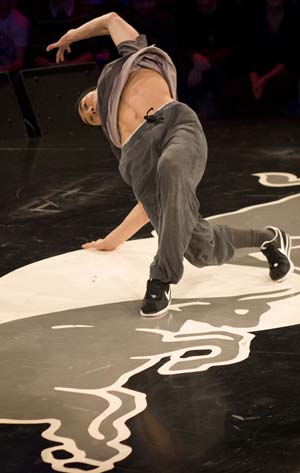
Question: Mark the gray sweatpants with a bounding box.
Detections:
[119,101,236,284]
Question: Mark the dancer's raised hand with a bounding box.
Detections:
[46,30,75,64]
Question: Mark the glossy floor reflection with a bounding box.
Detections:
[0,117,300,473]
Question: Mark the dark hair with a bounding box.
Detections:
[74,86,97,124]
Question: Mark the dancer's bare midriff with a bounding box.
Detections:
[118,68,174,145]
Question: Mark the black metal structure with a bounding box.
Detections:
[20,63,100,136]
[0,73,28,140]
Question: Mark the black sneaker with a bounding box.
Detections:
[260,226,294,282]
[140,279,171,317]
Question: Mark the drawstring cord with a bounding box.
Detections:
[144,107,165,123]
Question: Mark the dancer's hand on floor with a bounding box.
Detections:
[82,239,117,251]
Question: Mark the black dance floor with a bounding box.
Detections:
[0,117,300,473]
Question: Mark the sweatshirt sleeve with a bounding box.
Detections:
[117,34,148,57]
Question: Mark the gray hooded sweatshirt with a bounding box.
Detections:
[96,34,177,161]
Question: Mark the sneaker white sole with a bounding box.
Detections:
[276,261,295,282]
[140,300,171,318]
[273,229,294,282]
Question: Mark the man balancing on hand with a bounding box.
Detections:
[47,12,294,317]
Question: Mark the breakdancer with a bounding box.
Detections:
[47,12,294,317]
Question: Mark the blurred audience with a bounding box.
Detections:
[0,0,29,73]
[246,0,299,115]
[5,0,300,120]
[27,0,96,67]
[175,0,239,119]
[122,0,178,59]
[84,0,128,67]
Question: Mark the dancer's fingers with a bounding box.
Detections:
[82,241,96,249]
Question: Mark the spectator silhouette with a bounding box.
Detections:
[247,0,299,115]
[0,0,29,73]
[177,0,238,119]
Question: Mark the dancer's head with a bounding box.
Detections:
[75,87,101,126]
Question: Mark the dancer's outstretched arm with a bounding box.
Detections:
[82,202,150,251]
[46,12,139,63]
